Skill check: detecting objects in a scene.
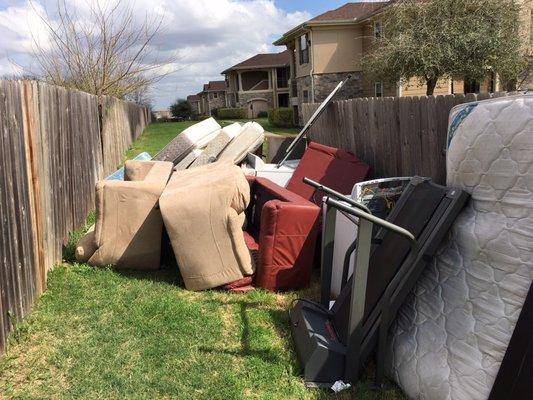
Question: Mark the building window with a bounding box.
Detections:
[464,79,480,94]
[303,90,309,103]
[374,82,383,97]
[277,67,289,88]
[299,33,310,65]
[214,92,218,99]
[373,20,382,39]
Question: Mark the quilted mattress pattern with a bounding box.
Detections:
[190,122,242,167]
[174,149,203,171]
[153,118,221,164]
[387,95,533,399]
[217,122,264,164]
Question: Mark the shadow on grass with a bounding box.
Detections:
[199,301,286,364]
[197,292,402,400]
[198,296,298,368]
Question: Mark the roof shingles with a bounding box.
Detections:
[222,50,290,73]
[203,81,227,92]
[310,2,390,22]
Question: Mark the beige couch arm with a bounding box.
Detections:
[75,225,97,263]
[124,160,159,181]
[90,179,165,269]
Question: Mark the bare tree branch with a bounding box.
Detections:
[25,0,178,101]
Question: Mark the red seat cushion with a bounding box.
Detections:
[286,141,370,204]
[223,276,253,292]
[223,231,257,293]
[243,230,259,251]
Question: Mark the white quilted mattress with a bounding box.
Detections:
[387,94,533,399]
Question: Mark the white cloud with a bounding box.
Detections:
[0,0,310,108]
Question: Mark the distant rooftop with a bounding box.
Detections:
[274,2,390,45]
[222,51,290,74]
[310,2,389,22]
[203,81,227,92]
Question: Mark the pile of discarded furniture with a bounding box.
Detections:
[76,116,371,292]
[75,90,533,399]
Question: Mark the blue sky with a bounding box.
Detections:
[275,0,351,15]
[0,0,377,108]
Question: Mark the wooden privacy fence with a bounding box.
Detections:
[302,92,510,184]
[0,80,151,352]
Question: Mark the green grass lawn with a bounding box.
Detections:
[125,119,299,162]
[125,121,198,160]
[0,122,404,400]
[217,117,300,135]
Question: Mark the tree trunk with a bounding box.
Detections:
[426,77,438,95]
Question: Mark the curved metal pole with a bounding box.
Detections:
[325,197,416,243]
[276,75,352,168]
[303,177,371,213]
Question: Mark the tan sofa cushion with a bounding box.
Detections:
[76,160,174,269]
[75,225,97,263]
[160,163,253,290]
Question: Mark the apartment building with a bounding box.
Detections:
[222,51,290,118]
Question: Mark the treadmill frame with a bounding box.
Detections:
[296,177,469,386]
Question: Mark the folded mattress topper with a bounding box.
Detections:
[387,94,533,399]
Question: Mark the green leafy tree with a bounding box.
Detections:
[170,99,193,119]
[362,0,528,95]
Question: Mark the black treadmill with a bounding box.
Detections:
[289,176,469,387]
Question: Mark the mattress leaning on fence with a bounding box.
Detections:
[386,94,533,399]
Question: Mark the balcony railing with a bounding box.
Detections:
[246,79,269,91]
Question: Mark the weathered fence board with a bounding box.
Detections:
[302,92,511,183]
[0,80,150,353]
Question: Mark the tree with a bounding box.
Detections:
[28,0,173,99]
[362,0,528,95]
[170,99,193,119]
[126,86,154,109]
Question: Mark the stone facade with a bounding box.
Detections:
[314,72,363,102]
[187,99,200,115]
[189,102,199,115]
[295,72,363,124]
[296,75,312,108]
[237,91,274,108]
[207,91,227,113]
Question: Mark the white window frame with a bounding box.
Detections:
[373,20,382,39]
[374,82,383,98]
[299,33,310,65]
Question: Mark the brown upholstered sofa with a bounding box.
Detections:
[159,162,254,291]
[76,160,173,269]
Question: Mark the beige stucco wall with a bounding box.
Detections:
[312,25,363,74]
[294,25,363,79]
[401,77,452,96]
